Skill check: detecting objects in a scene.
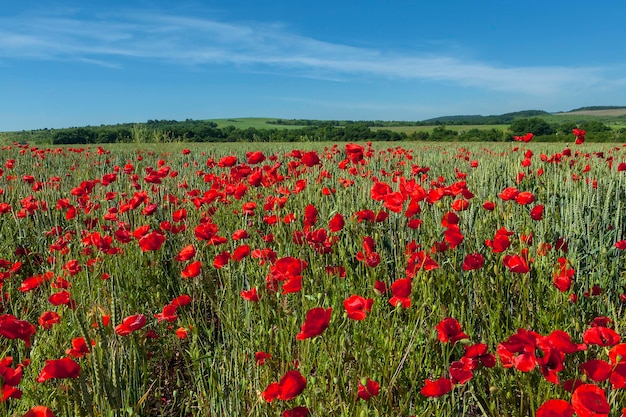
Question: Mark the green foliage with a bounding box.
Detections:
[422,110,551,125]
[509,118,555,136]
[2,109,626,146]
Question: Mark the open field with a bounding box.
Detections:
[208,117,307,130]
[555,109,626,117]
[370,124,509,134]
[1,141,626,416]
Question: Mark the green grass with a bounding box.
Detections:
[1,141,625,417]
[207,117,309,130]
[370,124,508,134]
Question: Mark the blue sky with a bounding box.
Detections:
[2,0,626,131]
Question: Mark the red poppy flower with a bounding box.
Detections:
[328,213,345,232]
[436,317,469,344]
[246,151,266,164]
[536,399,574,417]
[62,259,82,276]
[497,328,540,372]
[354,209,375,222]
[263,370,307,402]
[115,314,147,336]
[383,192,405,213]
[441,212,459,227]
[515,191,535,205]
[296,307,332,340]
[213,251,230,269]
[170,294,191,308]
[282,406,310,417]
[48,290,74,308]
[138,230,166,252]
[444,224,464,249]
[357,250,381,268]
[608,343,626,365]
[303,204,318,228]
[462,343,496,368]
[482,201,495,211]
[573,128,586,145]
[345,143,364,163]
[232,229,249,240]
[266,257,308,292]
[255,351,271,365]
[498,187,520,201]
[357,378,380,400]
[301,151,320,167]
[571,384,609,417]
[370,182,391,201]
[262,382,280,402]
[462,253,484,271]
[451,198,469,211]
[583,326,621,347]
[374,280,387,295]
[406,250,439,275]
[181,261,202,278]
[580,360,612,382]
[273,257,308,279]
[22,406,56,417]
[194,222,218,241]
[232,244,250,262]
[240,287,260,302]
[66,337,92,358]
[503,254,530,274]
[553,258,575,292]
[0,356,24,401]
[611,363,626,389]
[389,277,412,308]
[38,311,61,330]
[420,377,453,397]
[154,304,179,323]
[172,208,187,222]
[449,360,473,384]
[530,205,545,221]
[407,218,422,229]
[218,155,238,167]
[542,330,586,354]
[36,357,80,382]
[18,272,53,292]
[513,132,533,143]
[0,314,36,347]
[486,229,512,253]
[325,265,346,278]
[175,327,189,339]
[343,295,374,321]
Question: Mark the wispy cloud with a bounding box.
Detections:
[0,8,611,95]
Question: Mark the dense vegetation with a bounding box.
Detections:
[1,108,625,145]
[1,141,625,417]
[421,110,552,125]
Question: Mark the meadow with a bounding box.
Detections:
[0,138,625,417]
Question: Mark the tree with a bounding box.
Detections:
[430,125,458,141]
[509,118,555,136]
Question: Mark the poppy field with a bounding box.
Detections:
[1,137,626,417]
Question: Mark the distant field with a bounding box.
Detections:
[370,124,508,134]
[208,117,306,129]
[208,119,511,134]
[554,108,626,117]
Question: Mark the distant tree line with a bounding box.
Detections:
[509,118,618,142]
[2,117,621,145]
[48,122,412,144]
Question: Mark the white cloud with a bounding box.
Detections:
[0,9,612,95]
